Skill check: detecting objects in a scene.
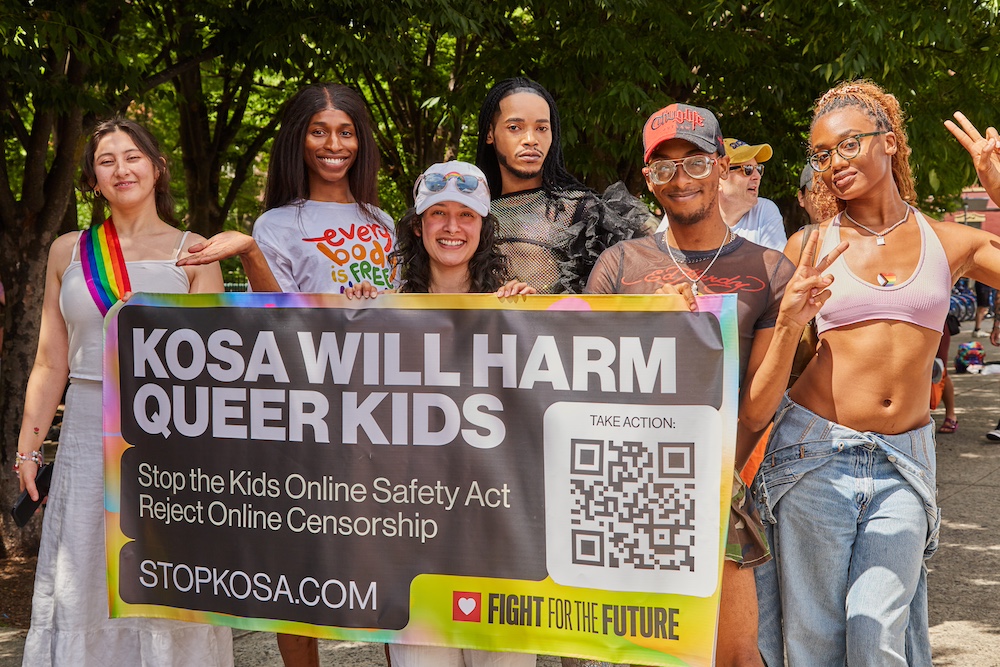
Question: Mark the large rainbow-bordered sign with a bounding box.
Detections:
[104,292,739,666]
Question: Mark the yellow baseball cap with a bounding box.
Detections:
[724,138,773,164]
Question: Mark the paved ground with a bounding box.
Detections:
[3,323,1000,666]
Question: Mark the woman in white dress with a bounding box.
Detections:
[15,117,239,666]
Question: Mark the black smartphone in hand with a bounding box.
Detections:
[11,463,53,527]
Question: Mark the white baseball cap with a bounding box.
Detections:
[413,161,491,217]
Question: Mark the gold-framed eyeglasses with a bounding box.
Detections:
[645,155,717,184]
[808,131,887,172]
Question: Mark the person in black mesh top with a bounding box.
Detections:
[476,77,654,293]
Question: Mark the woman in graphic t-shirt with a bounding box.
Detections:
[182,83,395,297]
[180,83,395,667]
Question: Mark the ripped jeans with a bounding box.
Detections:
[752,395,938,667]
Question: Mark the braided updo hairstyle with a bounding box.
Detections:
[810,80,916,214]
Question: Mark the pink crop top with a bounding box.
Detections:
[815,207,951,335]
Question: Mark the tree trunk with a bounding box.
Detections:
[0,100,85,558]
[174,65,221,237]
[0,204,73,556]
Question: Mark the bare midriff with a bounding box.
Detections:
[789,319,940,435]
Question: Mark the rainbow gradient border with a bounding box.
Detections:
[103,292,739,666]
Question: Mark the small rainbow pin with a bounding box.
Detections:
[877,272,897,287]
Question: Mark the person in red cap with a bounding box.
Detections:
[654,134,787,252]
[588,102,844,667]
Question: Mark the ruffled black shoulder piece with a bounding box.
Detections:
[552,183,656,293]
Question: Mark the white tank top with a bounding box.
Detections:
[60,231,192,381]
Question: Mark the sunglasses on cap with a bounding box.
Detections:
[730,164,765,176]
[413,172,485,198]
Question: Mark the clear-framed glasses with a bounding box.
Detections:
[808,131,887,172]
[730,164,764,176]
[645,155,717,184]
[413,172,484,198]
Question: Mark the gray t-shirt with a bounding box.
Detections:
[252,200,396,293]
[586,232,794,379]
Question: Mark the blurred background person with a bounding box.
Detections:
[719,137,786,250]
[798,164,824,225]
[971,280,996,338]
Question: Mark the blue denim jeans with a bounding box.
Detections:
[752,395,938,667]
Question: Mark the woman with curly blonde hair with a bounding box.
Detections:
[753,80,1000,666]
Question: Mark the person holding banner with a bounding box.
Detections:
[347,161,534,666]
[348,161,533,299]
[475,77,654,295]
[181,82,395,302]
[178,82,395,666]
[754,81,1000,666]
[586,102,844,667]
[15,118,233,666]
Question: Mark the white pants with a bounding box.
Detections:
[388,644,536,667]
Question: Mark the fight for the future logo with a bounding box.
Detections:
[453,591,481,622]
[449,589,680,639]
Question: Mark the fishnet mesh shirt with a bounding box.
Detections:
[491,183,655,294]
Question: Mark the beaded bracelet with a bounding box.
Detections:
[12,450,43,474]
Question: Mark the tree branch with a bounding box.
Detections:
[220,112,282,223]
[117,46,221,108]
[21,110,55,216]
[0,85,31,149]
[42,51,89,221]
[0,142,16,226]
[215,64,256,156]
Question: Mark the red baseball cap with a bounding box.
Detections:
[643,103,725,163]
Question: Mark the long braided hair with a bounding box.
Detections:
[810,80,916,214]
[475,77,584,196]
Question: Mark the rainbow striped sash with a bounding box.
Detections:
[79,218,131,316]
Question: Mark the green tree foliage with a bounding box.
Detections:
[3,0,1000,555]
[0,0,242,554]
[322,4,516,216]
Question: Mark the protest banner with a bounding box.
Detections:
[104,292,738,666]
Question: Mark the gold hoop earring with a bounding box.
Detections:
[94,188,102,198]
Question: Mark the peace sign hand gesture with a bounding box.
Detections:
[945,112,1000,204]
[778,230,848,328]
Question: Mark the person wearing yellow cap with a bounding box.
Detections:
[719,138,787,251]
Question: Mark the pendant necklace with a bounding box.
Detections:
[843,205,911,246]
[665,226,732,295]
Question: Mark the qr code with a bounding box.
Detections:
[544,403,724,596]
[568,438,696,571]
